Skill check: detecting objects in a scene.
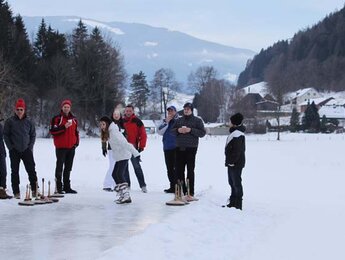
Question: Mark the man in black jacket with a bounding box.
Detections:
[225,113,246,210]
[173,102,206,200]
[0,115,12,199]
[3,99,38,199]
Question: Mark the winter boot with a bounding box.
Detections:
[226,196,236,208]
[115,183,132,204]
[0,187,12,199]
[63,181,77,194]
[235,198,243,210]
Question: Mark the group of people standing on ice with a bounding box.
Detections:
[0,97,246,210]
[0,98,79,200]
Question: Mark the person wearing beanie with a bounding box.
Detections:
[172,102,206,201]
[49,99,79,194]
[225,112,246,210]
[99,114,140,204]
[3,99,39,199]
[157,105,179,193]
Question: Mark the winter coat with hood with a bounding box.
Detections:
[225,125,246,168]
[107,122,139,162]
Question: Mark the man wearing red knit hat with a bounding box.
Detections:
[49,99,79,194]
[3,98,39,199]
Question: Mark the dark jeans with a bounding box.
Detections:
[164,148,176,189]
[9,149,38,194]
[175,147,197,196]
[0,156,7,188]
[124,155,146,188]
[227,166,243,200]
[55,148,75,190]
[112,160,128,184]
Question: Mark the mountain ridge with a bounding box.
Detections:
[22,15,255,85]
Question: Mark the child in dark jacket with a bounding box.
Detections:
[225,113,246,210]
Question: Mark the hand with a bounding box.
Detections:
[65,121,72,128]
[138,148,144,153]
[137,155,142,162]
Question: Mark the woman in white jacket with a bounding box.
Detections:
[99,116,140,204]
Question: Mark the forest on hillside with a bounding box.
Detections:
[237,4,345,99]
[0,1,235,126]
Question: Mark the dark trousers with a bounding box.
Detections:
[227,166,243,201]
[9,149,38,194]
[55,148,75,190]
[0,156,7,188]
[175,147,197,196]
[124,155,146,188]
[112,160,128,184]
[164,148,177,189]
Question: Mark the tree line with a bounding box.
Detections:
[237,4,345,96]
[0,1,235,129]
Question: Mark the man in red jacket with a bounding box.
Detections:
[50,99,79,194]
[123,104,147,192]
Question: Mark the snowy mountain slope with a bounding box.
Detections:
[23,16,255,84]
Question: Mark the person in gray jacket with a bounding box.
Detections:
[3,99,38,199]
[173,102,206,200]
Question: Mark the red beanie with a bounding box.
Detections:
[61,99,72,108]
[15,98,26,109]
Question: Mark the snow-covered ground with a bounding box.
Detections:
[1,133,345,260]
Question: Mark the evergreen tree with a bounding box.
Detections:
[0,0,14,60]
[34,19,48,59]
[302,102,320,132]
[129,71,149,115]
[290,107,300,132]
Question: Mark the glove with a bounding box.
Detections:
[102,142,107,157]
[138,148,144,153]
[137,155,142,162]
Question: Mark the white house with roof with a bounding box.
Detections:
[318,99,345,120]
[284,88,321,106]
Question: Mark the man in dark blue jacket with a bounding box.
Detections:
[157,105,179,193]
[3,99,38,199]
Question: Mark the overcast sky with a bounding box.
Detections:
[7,0,345,52]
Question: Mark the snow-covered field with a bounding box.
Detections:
[1,133,344,260]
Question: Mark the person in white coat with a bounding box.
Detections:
[100,117,115,191]
[99,116,140,204]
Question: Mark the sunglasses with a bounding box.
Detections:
[16,108,24,111]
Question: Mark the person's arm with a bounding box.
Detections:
[189,118,206,138]
[138,124,147,151]
[28,120,36,151]
[49,115,66,136]
[3,119,13,151]
[157,120,168,135]
[74,118,79,147]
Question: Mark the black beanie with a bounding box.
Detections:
[230,113,244,126]
[183,102,193,110]
[99,116,112,125]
